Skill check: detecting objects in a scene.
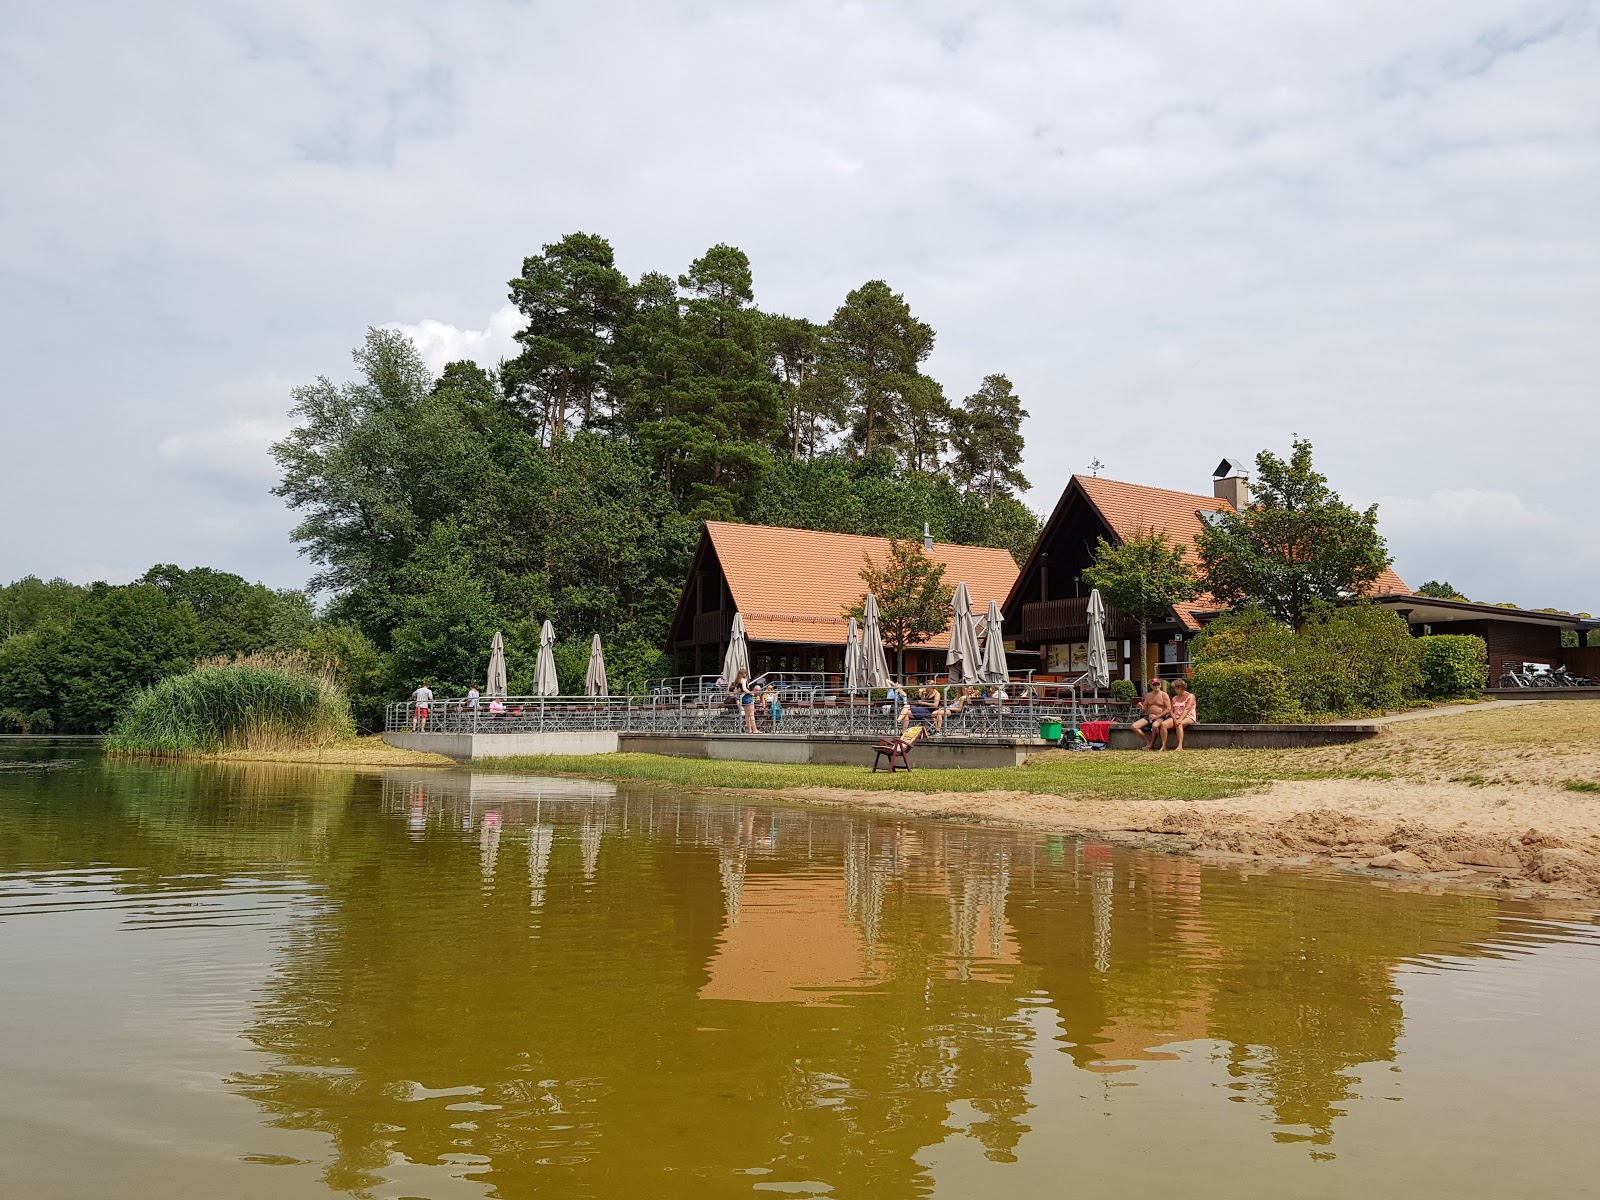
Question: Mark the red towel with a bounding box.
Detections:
[1079,720,1111,743]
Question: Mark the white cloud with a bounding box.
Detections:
[158,417,292,486]
[1378,488,1600,612]
[384,304,525,374]
[0,1,1596,602]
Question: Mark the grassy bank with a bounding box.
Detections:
[480,749,1353,802]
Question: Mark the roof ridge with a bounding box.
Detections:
[1073,474,1232,509]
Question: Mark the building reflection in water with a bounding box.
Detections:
[210,768,1543,1196]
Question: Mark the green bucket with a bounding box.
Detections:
[1039,720,1063,743]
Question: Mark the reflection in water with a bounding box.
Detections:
[1,749,1598,1199]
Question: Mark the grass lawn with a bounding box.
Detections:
[480,749,1357,803]
[481,702,1600,802]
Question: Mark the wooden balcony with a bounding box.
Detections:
[692,610,734,645]
[1020,597,1141,643]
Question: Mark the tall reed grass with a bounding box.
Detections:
[106,652,355,756]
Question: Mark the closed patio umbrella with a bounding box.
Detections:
[486,630,507,698]
[584,633,609,698]
[1086,588,1111,690]
[843,617,864,691]
[534,619,560,696]
[721,612,750,683]
[860,594,890,689]
[945,581,982,683]
[979,599,1009,684]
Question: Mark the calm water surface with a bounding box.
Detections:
[1,742,1597,1199]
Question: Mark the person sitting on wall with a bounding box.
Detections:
[1167,678,1197,750]
[1131,678,1172,750]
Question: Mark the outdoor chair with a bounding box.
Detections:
[872,725,925,773]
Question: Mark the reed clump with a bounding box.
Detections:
[106,652,355,757]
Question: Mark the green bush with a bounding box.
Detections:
[1416,635,1487,699]
[1109,678,1138,703]
[1192,602,1422,717]
[1290,604,1421,715]
[105,657,353,756]
[1190,660,1297,723]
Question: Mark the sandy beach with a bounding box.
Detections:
[751,701,1600,899]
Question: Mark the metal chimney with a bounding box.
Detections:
[923,522,934,551]
[1212,458,1249,511]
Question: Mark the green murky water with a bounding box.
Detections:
[2,742,1597,1199]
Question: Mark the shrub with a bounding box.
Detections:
[1189,606,1296,666]
[1416,635,1487,699]
[1109,678,1138,703]
[1290,604,1422,715]
[1191,661,1297,723]
[1192,602,1422,717]
[105,657,353,756]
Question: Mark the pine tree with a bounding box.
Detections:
[826,280,935,458]
[503,232,632,444]
[951,373,1029,505]
[645,245,781,519]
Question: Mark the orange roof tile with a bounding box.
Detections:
[1073,475,1410,630]
[704,522,1020,648]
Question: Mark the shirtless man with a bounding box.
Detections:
[1131,678,1172,749]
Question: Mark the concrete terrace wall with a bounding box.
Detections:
[619,733,1035,769]
[384,723,1378,764]
[384,731,620,761]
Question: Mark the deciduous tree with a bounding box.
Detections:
[1195,439,1391,628]
[844,540,954,676]
[1083,530,1200,688]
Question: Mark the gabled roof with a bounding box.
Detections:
[1013,474,1410,632]
[701,522,1019,648]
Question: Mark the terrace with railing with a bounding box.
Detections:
[386,675,1129,739]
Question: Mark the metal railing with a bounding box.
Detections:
[387,677,1131,740]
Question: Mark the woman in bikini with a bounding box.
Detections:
[1168,678,1198,750]
[731,670,760,734]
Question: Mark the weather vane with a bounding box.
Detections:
[1089,457,1104,477]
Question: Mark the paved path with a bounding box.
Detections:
[1333,697,1554,727]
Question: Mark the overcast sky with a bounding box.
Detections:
[3,1,1597,610]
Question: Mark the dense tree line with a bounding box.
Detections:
[270,233,1038,701]
[0,568,313,733]
[0,234,1036,732]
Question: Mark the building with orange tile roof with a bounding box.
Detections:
[667,522,1019,679]
[1002,463,1410,682]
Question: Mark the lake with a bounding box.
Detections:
[2,741,1597,1199]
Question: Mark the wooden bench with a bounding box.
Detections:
[872,725,925,773]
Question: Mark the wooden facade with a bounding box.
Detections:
[1376,596,1598,685]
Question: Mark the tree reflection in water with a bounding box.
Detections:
[8,758,1537,1198]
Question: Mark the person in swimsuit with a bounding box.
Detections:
[1168,678,1198,750]
[731,670,760,734]
[1131,678,1172,749]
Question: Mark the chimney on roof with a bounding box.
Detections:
[1213,458,1249,511]
[923,521,934,551]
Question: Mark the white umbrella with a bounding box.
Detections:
[584,633,609,698]
[843,616,864,691]
[945,581,982,683]
[486,630,507,698]
[979,599,1009,684]
[860,594,890,688]
[721,612,750,683]
[534,619,560,696]
[1086,588,1112,689]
